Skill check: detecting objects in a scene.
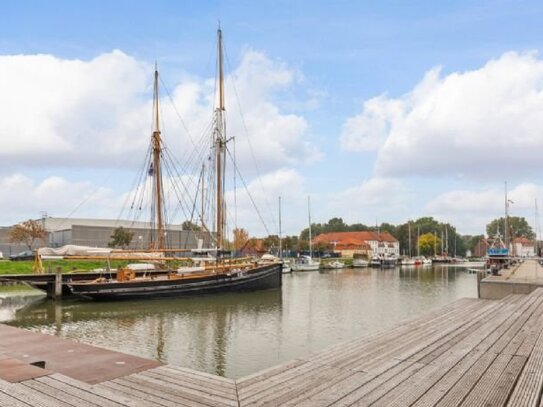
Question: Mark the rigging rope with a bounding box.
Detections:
[223,46,279,235]
[226,146,270,236]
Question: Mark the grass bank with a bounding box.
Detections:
[0,260,130,275]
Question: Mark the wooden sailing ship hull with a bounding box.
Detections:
[68,263,282,301]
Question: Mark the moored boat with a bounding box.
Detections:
[382,254,398,267]
[292,196,319,272]
[400,257,416,266]
[69,262,281,300]
[322,260,345,269]
[370,254,398,267]
[291,255,320,271]
[369,256,382,267]
[67,28,282,300]
[352,252,369,267]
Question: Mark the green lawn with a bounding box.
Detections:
[0,260,130,275]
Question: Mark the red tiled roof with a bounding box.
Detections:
[239,238,266,254]
[313,231,398,245]
[512,237,534,245]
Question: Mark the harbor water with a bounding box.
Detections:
[3,265,477,379]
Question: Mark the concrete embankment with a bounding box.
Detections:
[479,258,543,299]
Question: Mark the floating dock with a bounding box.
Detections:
[2,288,543,405]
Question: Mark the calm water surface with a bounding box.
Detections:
[3,266,477,378]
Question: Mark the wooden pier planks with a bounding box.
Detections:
[507,326,543,406]
[3,289,543,405]
[236,288,543,406]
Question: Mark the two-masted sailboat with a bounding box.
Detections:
[67,29,282,300]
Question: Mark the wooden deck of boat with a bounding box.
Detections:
[3,288,543,406]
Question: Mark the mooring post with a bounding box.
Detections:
[54,267,62,300]
[477,269,482,299]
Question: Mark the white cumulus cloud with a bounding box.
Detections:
[341,51,543,179]
[330,177,413,225]
[0,49,320,175]
[0,49,321,230]
[0,174,120,224]
[425,182,543,235]
[0,51,150,168]
[224,168,308,237]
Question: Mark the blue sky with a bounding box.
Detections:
[2,1,543,237]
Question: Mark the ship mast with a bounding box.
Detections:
[215,28,227,251]
[152,66,165,250]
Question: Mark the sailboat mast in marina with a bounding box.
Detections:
[291,195,319,271]
[417,226,420,257]
[408,221,412,258]
[279,196,282,259]
[64,27,283,300]
[151,66,165,251]
[215,28,227,253]
[308,196,313,258]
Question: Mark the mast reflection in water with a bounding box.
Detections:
[7,266,477,378]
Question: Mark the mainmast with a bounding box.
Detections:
[152,66,165,250]
[504,181,509,257]
[308,196,313,258]
[279,196,283,258]
[408,221,412,258]
[214,28,227,251]
[417,226,420,257]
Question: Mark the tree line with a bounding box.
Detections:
[7,215,535,257]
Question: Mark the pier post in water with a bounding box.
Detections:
[54,267,62,300]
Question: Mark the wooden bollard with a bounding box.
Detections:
[54,267,62,300]
[477,269,483,299]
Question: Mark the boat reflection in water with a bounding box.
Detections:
[11,288,282,378]
[8,266,477,379]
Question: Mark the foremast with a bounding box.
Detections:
[214,28,227,252]
[152,66,165,250]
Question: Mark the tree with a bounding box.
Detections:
[282,235,298,254]
[182,220,201,231]
[108,227,134,249]
[297,239,309,251]
[486,216,535,240]
[315,240,331,253]
[378,222,397,236]
[300,217,366,239]
[325,217,348,232]
[262,235,279,252]
[9,220,48,249]
[348,223,369,231]
[300,223,323,240]
[418,233,441,257]
[233,228,249,251]
[294,215,475,257]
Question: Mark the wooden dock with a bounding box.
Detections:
[3,288,543,406]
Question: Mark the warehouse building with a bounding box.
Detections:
[0,217,205,257]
